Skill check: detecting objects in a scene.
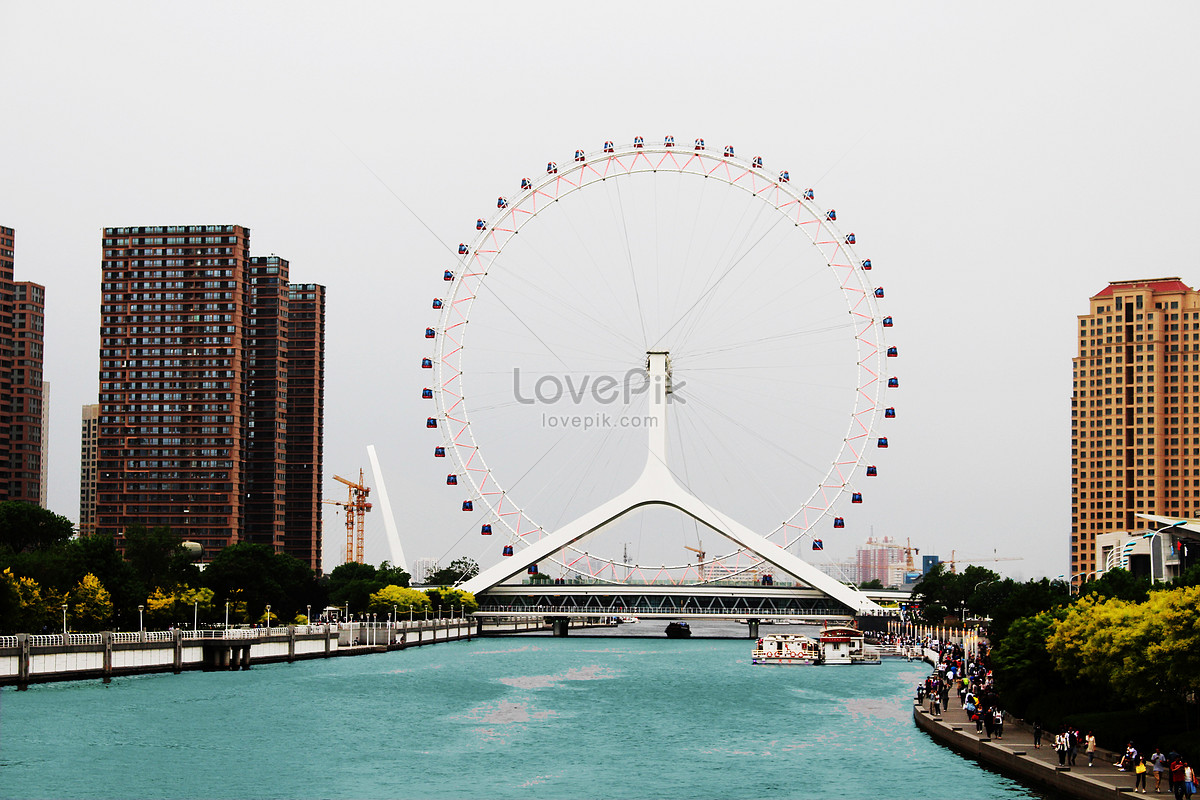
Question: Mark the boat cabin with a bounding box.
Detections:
[817,624,879,665]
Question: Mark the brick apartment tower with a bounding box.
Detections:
[1072,277,1200,584]
[95,226,325,570]
[0,225,48,505]
[284,283,325,572]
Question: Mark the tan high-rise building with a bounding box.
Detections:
[1072,277,1200,583]
[80,403,99,535]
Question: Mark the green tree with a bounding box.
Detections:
[424,557,479,586]
[0,501,74,553]
[859,578,884,590]
[122,524,198,592]
[368,585,431,615]
[992,607,1070,714]
[1075,567,1150,604]
[376,561,411,588]
[68,573,113,632]
[201,543,320,623]
[424,587,478,615]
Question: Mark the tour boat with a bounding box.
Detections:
[816,623,881,665]
[752,633,821,665]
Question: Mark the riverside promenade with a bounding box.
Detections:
[913,663,1151,799]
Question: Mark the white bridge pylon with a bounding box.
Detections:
[461,351,883,615]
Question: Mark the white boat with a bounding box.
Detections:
[816,623,881,665]
[751,633,821,665]
[617,616,639,624]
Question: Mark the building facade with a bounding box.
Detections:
[0,225,48,506]
[1072,278,1200,584]
[94,225,325,570]
[80,403,99,535]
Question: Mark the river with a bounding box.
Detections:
[0,621,1046,799]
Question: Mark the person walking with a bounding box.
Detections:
[1169,755,1186,800]
[1055,732,1069,767]
[1136,756,1149,794]
[1067,729,1078,766]
[1152,747,1167,793]
[992,707,1004,739]
[1032,720,1043,750]
[1086,732,1097,767]
[1183,762,1195,800]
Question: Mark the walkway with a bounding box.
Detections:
[914,690,1164,799]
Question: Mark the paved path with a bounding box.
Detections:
[915,689,1170,798]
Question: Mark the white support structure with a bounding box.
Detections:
[367,445,407,571]
[461,352,882,614]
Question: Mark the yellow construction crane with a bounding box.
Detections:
[684,542,705,576]
[945,549,1022,574]
[905,537,919,573]
[324,469,372,564]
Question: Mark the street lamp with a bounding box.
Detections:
[1143,520,1188,583]
[306,604,311,626]
[224,600,230,629]
[265,604,272,629]
[193,600,198,632]
[62,604,68,639]
[138,604,144,639]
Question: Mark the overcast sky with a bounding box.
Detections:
[3,1,1197,582]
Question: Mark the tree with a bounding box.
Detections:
[424,587,478,615]
[68,573,113,632]
[0,568,64,633]
[0,501,74,553]
[1075,567,1150,604]
[122,524,198,592]
[992,607,1071,715]
[368,585,431,615]
[424,557,479,586]
[201,543,321,623]
[859,578,884,590]
[376,561,411,588]
[1046,586,1200,710]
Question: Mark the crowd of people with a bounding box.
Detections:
[911,635,1196,799]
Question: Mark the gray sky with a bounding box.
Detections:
[3,1,1197,582]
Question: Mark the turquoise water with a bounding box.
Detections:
[0,630,1043,800]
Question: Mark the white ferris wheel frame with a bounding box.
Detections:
[430,140,892,586]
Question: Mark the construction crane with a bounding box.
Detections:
[945,549,1023,574]
[324,469,372,564]
[684,542,705,577]
[905,537,919,573]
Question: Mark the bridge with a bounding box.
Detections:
[473,582,909,637]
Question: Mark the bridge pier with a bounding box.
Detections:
[747,619,759,639]
[549,617,570,637]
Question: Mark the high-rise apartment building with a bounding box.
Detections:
[80,403,99,535]
[0,225,48,506]
[1072,277,1200,583]
[95,225,325,570]
[284,283,325,572]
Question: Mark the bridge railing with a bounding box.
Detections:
[476,603,850,618]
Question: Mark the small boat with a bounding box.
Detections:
[752,633,820,665]
[664,622,691,639]
[618,616,639,624]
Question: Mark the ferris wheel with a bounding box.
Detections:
[422,137,897,592]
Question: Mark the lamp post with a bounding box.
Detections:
[265,604,272,629]
[1143,520,1188,583]
[193,600,198,632]
[138,604,144,640]
[62,604,68,640]
[224,600,230,629]
[307,604,311,626]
